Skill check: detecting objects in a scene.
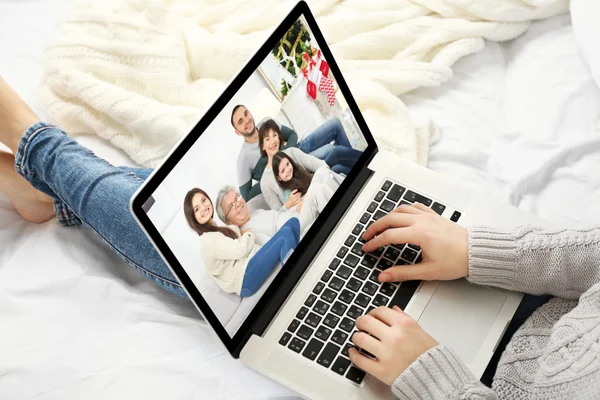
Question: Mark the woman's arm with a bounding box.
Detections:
[468,226,600,299]
[260,170,288,211]
[202,230,257,261]
[287,147,327,172]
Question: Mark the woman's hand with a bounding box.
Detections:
[348,306,438,385]
[362,203,469,283]
[285,190,302,209]
[295,197,304,213]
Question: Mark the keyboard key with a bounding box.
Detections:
[376,258,394,270]
[339,317,355,332]
[391,243,405,252]
[344,254,360,268]
[346,366,366,384]
[317,343,340,368]
[361,255,378,268]
[288,337,305,353]
[279,332,292,346]
[357,234,366,244]
[432,202,446,215]
[313,282,325,294]
[380,199,395,213]
[372,294,390,307]
[401,248,418,263]
[396,258,409,266]
[371,247,385,257]
[321,270,333,283]
[362,282,379,295]
[408,244,421,251]
[383,247,400,261]
[346,278,362,292]
[288,319,300,333]
[332,356,351,375]
[297,324,314,340]
[315,326,333,341]
[369,270,380,283]
[342,342,356,357]
[332,301,348,316]
[399,200,411,206]
[451,211,462,222]
[339,289,355,304]
[314,300,329,316]
[337,247,349,258]
[323,313,340,329]
[331,330,349,346]
[373,210,386,221]
[351,243,364,257]
[305,312,322,328]
[345,235,356,247]
[328,258,341,271]
[403,190,432,206]
[302,338,325,361]
[381,180,393,191]
[359,213,370,224]
[353,267,370,280]
[329,277,345,291]
[305,294,317,307]
[336,266,352,279]
[321,288,337,303]
[374,191,385,202]
[367,202,378,213]
[352,224,363,235]
[355,293,371,308]
[347,305,364,319]
[296,306,309,320]
[379,283,396,297]
[415,253,423,263]
[386,184,406,202]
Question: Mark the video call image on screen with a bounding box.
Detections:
[145,16,368,336]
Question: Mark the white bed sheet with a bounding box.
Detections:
[2,2,600,399]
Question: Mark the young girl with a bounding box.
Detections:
[183,188,300,298]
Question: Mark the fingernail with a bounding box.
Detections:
[379,273,389,282]
[393,306,401,311]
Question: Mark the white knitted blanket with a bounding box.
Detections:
[41,0,568,167]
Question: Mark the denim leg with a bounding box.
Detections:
[307,143,335,160]
[298,118,352,154]
[14,122,186,298]
[239,218,300,298]
[480,294,552,386]
[324,145,362,174]
[53,166,154,227]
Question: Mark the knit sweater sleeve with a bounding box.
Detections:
[467,226,600,299]
[202,229,256,262]
[260,168,287,211]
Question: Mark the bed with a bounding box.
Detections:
[2,1,600,399]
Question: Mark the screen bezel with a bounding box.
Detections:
[131,0,378,356]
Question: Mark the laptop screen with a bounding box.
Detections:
[138,11,373,343]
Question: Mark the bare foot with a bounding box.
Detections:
[0,151,55,223]
[0,76,41,154]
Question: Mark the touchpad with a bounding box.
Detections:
[417,279,506,364]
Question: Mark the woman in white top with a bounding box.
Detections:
[258,120,340,231]
[183,187,300,297]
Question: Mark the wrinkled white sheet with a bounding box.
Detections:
[2,1,600,399]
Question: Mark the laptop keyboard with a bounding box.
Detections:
[278,180,462,385]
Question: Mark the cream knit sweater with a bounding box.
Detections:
[41,0,567,167]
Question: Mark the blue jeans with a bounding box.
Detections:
[14,122,186,297]
[239,218,300,298]
[298,118,361,173]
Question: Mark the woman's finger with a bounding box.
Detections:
[362,227,412,253]
[412,202,437,215]
[392,204,425,215]
[351,331,383,358]
[347,348,379,375]
[378,262,436,282]
[355,314,391,340]
[368,306,405,327]
[362,213,416,241]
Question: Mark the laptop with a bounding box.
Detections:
[130,2,551,399]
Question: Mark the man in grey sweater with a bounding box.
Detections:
[353,202,600,399]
